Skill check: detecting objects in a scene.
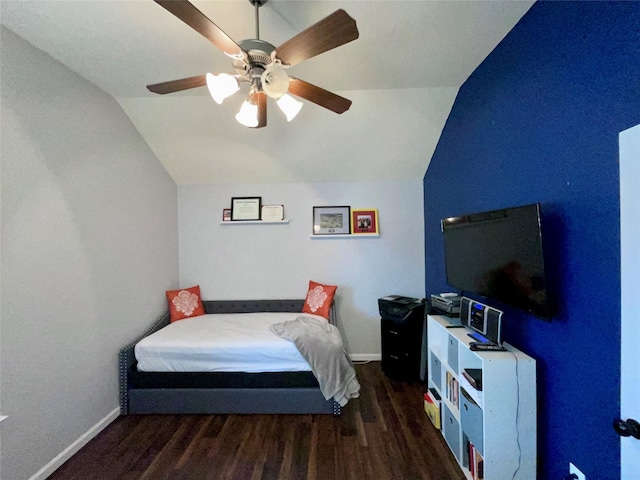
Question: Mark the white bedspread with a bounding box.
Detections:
[135,312,326,373]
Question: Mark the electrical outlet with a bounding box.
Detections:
[570,462,586,480]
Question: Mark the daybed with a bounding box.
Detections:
[119,299,343,415]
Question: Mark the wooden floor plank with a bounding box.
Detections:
[48,362,464,480]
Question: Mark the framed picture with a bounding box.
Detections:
[222,208,231,222]
[313,206,351,235]
[351,208,379,235]
[231,196,262,221]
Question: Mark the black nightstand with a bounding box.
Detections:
[378,296,425,381]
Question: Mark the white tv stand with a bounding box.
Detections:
[426,314,537,479]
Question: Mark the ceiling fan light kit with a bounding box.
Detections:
[205,73,239,104]
[236,98,260,128]
[147,0,359,128]
[261,64,289,99]
[276,94,303,122]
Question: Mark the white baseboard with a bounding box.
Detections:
[29,407,120,480]
[350,353,381,362]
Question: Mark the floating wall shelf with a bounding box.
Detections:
[310,233,380,238]
[220,220,289,225]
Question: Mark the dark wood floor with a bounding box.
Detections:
[49,362,464,480]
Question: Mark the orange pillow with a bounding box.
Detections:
[302,280,337,320]
[166,285,205,322]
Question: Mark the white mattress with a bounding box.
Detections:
[134,312,325,373]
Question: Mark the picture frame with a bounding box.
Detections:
[351,208,379,235]
[231,196,262,221]
[313,206,351,235]
[222,208,231,222]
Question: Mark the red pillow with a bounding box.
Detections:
[166,285,205,322]
[302,280,337,320]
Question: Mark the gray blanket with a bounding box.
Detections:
[270,315,360,407]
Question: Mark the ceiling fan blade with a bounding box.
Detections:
[155,1,245,58]
[288,77,352,114]
[252,92,267,129]
[147,75,207,94]
[275,9,359,67]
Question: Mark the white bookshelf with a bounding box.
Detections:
[427,314,537,479]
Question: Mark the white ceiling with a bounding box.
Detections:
[1,0,534,185]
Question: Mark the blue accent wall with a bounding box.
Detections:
[424,2,639,479]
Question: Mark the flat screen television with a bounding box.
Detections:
[441,203,550,319]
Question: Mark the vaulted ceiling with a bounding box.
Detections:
[1,1,533,185]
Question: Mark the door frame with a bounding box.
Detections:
[619,123,640,478]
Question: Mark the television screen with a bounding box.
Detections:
[441,203,550,319]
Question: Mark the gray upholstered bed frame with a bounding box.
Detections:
[119,299,340,415]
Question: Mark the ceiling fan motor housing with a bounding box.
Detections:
[233,39,289,99]
[233,39,274,74]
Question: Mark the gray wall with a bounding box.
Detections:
[0,27,179,480]
[178,181,425,357]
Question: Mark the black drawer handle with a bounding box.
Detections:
[390,354,399,360]
[389,330,399,335]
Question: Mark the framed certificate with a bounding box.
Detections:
[231,197,262,221]
[261,204,284,221]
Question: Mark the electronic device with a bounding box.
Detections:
[469,342,507,352]
[462,368,483,390]
[460,297,503,345]
[430,293,461,315]
[378,295,424,323]
[441,203,550,319]
[468,332,490,343]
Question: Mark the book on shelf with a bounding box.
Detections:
[446,371,459,408]
[474,449,484,479]
[466,440,484,480]
[454,378,459,407]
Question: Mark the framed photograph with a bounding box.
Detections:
[231,196,262,221]
[313,206,351,235]
[222,208,231,222]
[261,204,284,221]
[351,208,379,235]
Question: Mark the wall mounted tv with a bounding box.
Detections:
[441,203,550,319]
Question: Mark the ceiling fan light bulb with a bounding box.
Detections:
[235,100,259,128]
[206,73,239,104]
[276,94,303,122]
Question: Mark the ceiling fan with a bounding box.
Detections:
[147,0,359,128]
